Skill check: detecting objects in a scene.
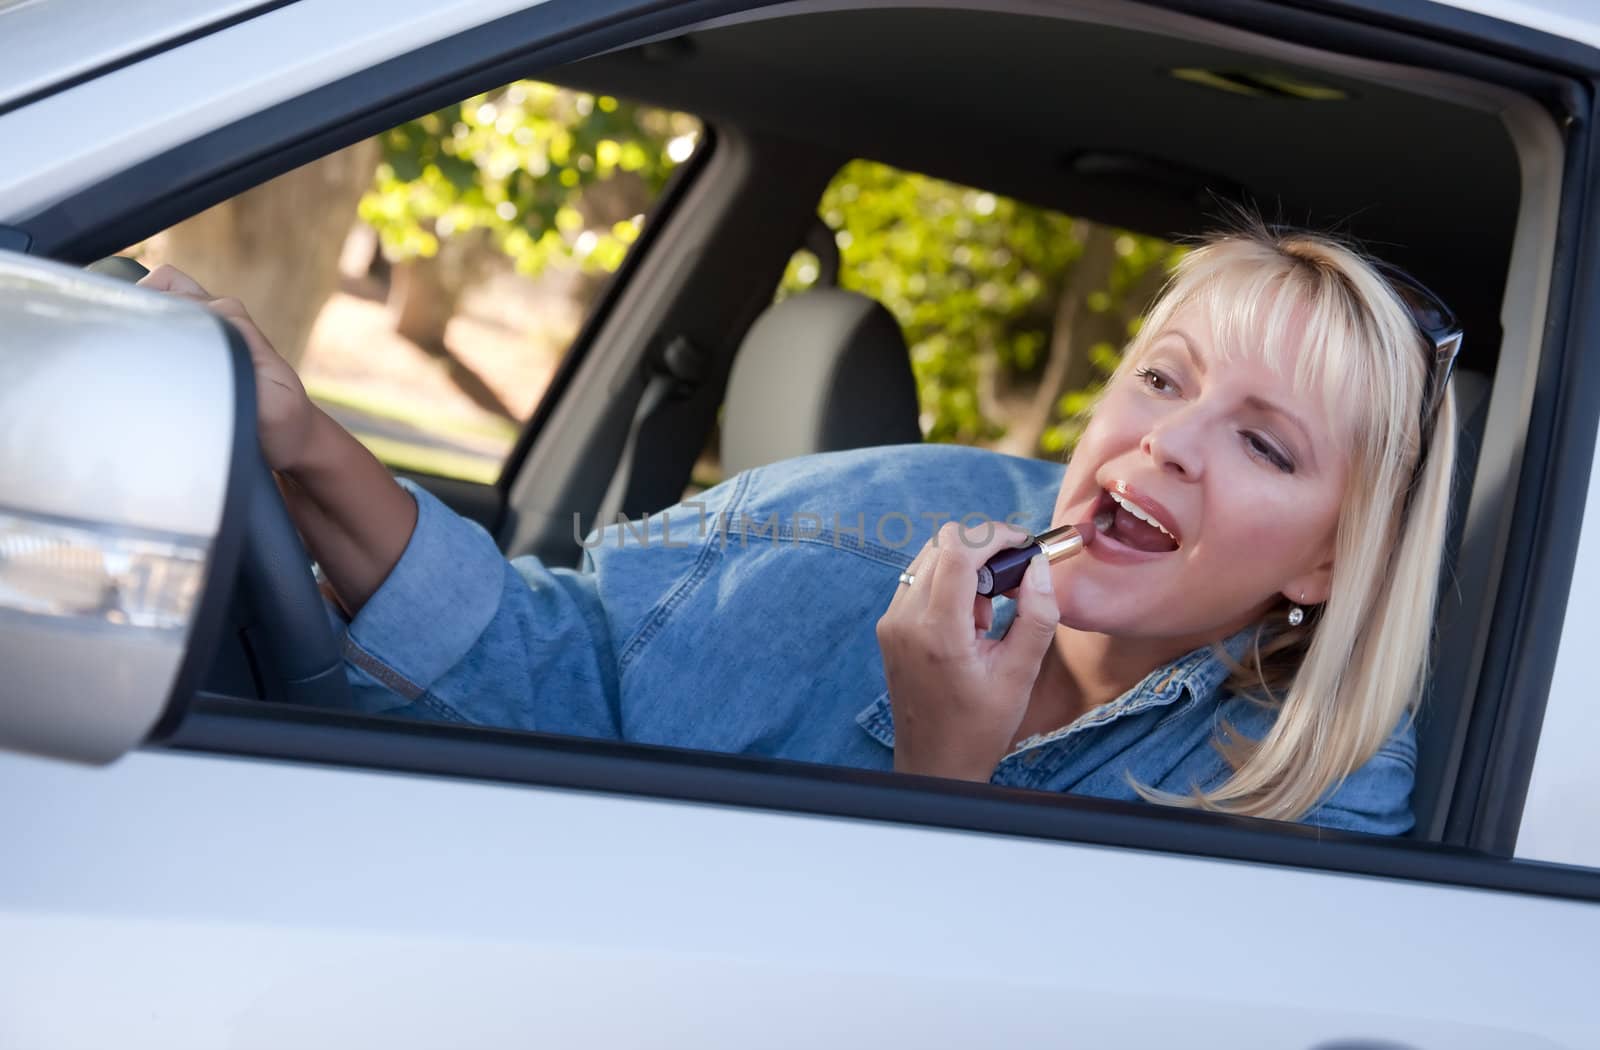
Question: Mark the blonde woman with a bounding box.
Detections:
[142,220,1459,834]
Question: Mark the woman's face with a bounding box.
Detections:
[1049,302,1351,645]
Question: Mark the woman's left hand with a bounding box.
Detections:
[876,521,1063,781]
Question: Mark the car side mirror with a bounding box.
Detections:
[0,250,250,763]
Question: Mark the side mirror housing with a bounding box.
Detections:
[0,251,249,763]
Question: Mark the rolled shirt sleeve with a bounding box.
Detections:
[329,478,623,739]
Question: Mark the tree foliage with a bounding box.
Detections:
[362,82,1185,460]
[361,81,699,277]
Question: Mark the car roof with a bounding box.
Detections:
[0,0,1597,112]
[0,0,270,110]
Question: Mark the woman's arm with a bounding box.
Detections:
[138,264,415,615]
[274,408,417,616]
[139,264,639,736]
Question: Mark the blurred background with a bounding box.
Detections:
[128,80,1182,490]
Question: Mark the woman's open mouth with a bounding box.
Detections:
[1091,484,1181,555]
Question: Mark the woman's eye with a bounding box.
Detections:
[1134,367,1175,394]
[1244,432,1294,474]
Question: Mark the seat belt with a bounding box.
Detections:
[590,334,709,535]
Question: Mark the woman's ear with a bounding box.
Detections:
[1282,555,1335,608]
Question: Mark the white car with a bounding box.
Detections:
[3,0,1600,1046]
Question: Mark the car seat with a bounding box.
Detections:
[719,286,922,475]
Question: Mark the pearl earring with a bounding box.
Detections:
[1287,590,1307,627]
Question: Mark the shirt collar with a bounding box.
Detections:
[1161,626,1256,708]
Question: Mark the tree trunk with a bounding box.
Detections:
[389,254,463,352]
[385,228,520,422]
[387,227,497,350]
[380,171,655,423]
[577,170,652,229]
[1122,258,1173,325]
[995,222,1119,458]
[150,140,380,368]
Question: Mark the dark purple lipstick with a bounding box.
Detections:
[975,512,1110,597]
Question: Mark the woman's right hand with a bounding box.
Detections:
[876,521,1063,781]
[138,264,317,472]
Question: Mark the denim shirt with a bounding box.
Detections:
[330,443,1417,835]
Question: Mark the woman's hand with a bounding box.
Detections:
[138,264,316,472]
[876,521,1063,781]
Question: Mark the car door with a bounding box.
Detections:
[1,743,1596,1049]
[3,1,1600,1047]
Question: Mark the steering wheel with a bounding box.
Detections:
[90,257,350,707]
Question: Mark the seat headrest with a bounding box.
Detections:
[720,288,922,475]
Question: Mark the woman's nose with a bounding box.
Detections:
[1140,413,1205,480]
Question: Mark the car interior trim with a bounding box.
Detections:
[495,121,719,514]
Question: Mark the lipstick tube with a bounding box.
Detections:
[976,522,1091,597]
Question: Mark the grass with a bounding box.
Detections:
[305,378,521,446]
[305,377,514,484]
[350,432,502,484]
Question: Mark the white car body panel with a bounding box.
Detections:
[1,748,1596,1048]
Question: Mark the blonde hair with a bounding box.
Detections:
[1118,221,1457,822]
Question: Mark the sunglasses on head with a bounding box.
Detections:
[1371,260,1464,462]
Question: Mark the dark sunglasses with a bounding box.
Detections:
[1372,260,1464,457]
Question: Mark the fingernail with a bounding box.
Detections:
[1028,553,1053,592]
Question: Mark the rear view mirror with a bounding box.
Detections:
[0,251,249,763]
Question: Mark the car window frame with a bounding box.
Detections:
[9,0,1600,891]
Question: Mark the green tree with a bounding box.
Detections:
[362,81,699,282]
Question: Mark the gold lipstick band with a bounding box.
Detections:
[1032,522,1086,561]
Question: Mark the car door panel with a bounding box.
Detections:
[2,749,1595,1048]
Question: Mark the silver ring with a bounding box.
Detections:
[897,571,916,587]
